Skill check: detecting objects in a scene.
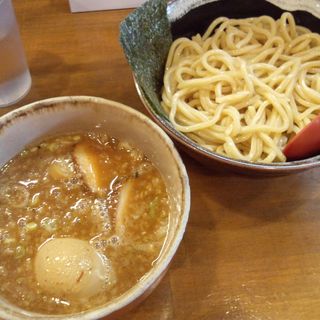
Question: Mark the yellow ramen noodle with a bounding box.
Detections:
[161,12,320,163]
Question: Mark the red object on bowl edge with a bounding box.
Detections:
[284,115,320,161]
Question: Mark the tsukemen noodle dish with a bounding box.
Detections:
[161,12,320,163]
[0,132,170,314]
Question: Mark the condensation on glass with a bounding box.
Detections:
[0,0,31,107]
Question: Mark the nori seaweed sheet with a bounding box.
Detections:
[120,0,171,118]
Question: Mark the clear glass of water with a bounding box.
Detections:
[0,0,31,107]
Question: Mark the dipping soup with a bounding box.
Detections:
[0,132,170,314]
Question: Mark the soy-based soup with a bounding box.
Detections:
[0,132,169,314]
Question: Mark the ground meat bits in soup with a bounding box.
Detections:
[0,133,170,314]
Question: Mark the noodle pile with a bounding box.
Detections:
[161,13,320,163]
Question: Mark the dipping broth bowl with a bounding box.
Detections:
[0,96,190,320]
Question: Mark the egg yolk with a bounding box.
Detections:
[34,238,112,298]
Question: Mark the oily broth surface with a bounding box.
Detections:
[0,133,169,314]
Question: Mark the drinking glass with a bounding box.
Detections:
[0,0,31,107]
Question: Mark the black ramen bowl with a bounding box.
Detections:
[120,0,320,175]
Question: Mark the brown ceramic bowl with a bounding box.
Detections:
[123,0,320,175]
[0,96,190,320]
